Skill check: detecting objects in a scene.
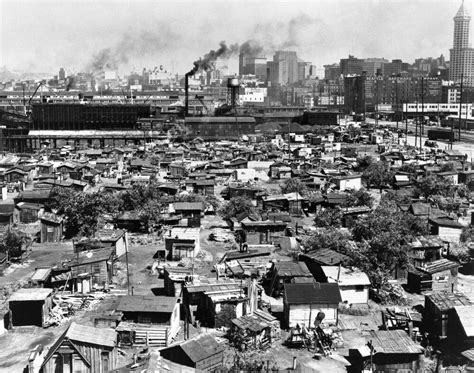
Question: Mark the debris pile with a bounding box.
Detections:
[45,294,104,327]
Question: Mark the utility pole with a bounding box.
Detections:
[415,99,418,150]
[395,77,399,130]
[457,73,463,147]
[405,83,409,139]
[420,77,424,152]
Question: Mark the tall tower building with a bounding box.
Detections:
[449,1,474,86]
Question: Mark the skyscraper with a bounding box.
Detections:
[267,51,298,86]
[449,1,474,86]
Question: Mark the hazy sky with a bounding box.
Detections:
[0,0,470,75]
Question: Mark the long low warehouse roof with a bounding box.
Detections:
[28,130,163,138]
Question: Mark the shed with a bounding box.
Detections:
[67,248,115,293]
[299,249,350,281]
[365,330,424,372]
[283,282,341,328]
[321,266,371,304]
[429,216,464,243]
[230,310,280,350]
[171,202,205,227]
[40,212,64,243]
[267,261,313,297]
[424,291,472,338]
[158,333,224,372]
[8,288,53,327]
[407,258,461,293]
[15,202,44,223]
[40,322,117,373]
[165,227,201,261]
[0,202,14,226]
[116,296,180,347]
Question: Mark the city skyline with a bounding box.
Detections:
[0,0,470,76]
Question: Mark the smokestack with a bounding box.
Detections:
[185,73,190,117]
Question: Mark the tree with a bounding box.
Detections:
[345,188,374,208]
[381,189,414,205]
[0,230,27,259]
[280,178,308,196]
[415,175,453,200]
[362,161,394,190]
[56,191,123,238]
[314,208,342,228]
[355,155,375,173]
[219,197,256,220]
[439,162,457,172]
[351,201,428,288]
[302,228,353,255]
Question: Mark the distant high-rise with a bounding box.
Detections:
[268,51,298,86]
[58,67,66,80]
[449,1,474,86]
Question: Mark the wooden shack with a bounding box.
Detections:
[429,216,464,243]
[171,202,205,227]
[8,288,53,327]
[363,330,424,372]
[241,220,288,245]
[408,235,444,268]
[40,322,117,373]
[321,266,371,305]
[158,333,224,372]
[283,282,341,328]
[115,296,180,347]
[165,227,200,261]
[40,212,64,243]
[424,291,472,338]
[163,266,193,297]
[407,258,461,293]
[15,202,44,223]
[67,248,115,293]
[183,280,244,325]
[267,261,313,297]
[230,310,280,350]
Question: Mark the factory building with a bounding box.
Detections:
[185,117,256,140]
[31,103,150,131]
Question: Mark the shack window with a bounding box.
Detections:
[355,285,365,292]
[101,352,110,373]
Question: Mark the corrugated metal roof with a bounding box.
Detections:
[185,117,255,124]
[66,322,116,347]
[284,282,341,305]
[177,334,224,363]
[426,291,472,311]
[275,261,312,277]
[369,330,423,355]
[231,312,276,332]
[185,282,242,294]
[417,259,460,274]
[116,295,177,313]
[301,249,349,266]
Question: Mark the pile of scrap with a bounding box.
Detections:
[381,307,422,331]
[314,326,334,356]
[320,326,344,349]
[208,228,235,242]
[46,293,103,327]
